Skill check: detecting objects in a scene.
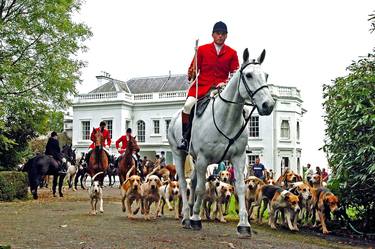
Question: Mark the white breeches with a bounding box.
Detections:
[182,96,197,114]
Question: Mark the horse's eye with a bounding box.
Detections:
[246,73,252,78]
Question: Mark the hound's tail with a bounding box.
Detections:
[92,171,104,182]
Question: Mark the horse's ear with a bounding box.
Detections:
[243,48,249,62]
[134,136,137,140]
[257,49,266,64]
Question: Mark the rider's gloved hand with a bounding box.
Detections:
[105,145,109,150]
[216,82,226,89]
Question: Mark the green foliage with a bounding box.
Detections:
[0,171,29,201]
[0,0,91,169]
[323,49,375,231]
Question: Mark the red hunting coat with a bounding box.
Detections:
[116,135,130,155]
[187,42,239,98]
[89,128,111,149]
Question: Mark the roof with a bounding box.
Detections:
[89,74,189,94]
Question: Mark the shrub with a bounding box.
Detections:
[0,171,29,201]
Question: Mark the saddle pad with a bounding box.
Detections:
[195,95,211,117]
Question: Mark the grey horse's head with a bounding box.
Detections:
[238,49,275,115]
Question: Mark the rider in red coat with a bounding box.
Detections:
[114,128,139,169]
[85,121,112,163]
[177,21,239,150]
[116,128,132,155]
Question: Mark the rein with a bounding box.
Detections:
[212,62,268,163]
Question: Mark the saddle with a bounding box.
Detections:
[190,94,211,120]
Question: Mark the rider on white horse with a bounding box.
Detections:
[177,21,239,151]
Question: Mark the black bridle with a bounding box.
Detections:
[212,61,269,163]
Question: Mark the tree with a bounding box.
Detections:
[0,0,91,169]
[323,50,375,231]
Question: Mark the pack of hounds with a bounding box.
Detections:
[86,159,339,235]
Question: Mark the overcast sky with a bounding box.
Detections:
[75,0,374,169]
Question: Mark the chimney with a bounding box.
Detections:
[96,71,111,87]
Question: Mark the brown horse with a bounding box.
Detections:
[118,136,140,185]
[87,128,109,186]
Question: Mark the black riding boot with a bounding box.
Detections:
[177,112,191,151]
[57,161,67,174]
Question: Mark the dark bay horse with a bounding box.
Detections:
[22,155,68,199]
[118,136,140,185]
[87,128,109,186]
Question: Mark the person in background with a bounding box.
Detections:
[316,166,322,176]
[321,168,329,182]
[160,151,166,167]
[45,131,66,174]
[228,164,235,184]
[252,157,267,180]
[304,163,314,182]
[85,121,111,164]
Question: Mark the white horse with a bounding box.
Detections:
[168,49,275,238]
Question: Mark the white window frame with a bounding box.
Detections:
[153,120,160,134]
[248,116,259,138]
[281,120,290,139]
[137,120,145,142]
[102,119,113,139]
[81,120,91,140]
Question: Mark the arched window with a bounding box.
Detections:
[137,120,145,142]
[280,120,290,139]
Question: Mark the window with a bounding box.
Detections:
[81,121,90,140]
[248,116,259,137]
[103,120,113,138]
[165,119,171,138]
[247,155,259,177]
[153,120,160,134]
[248,155,259,165]
[297,121,300,140]
[281,120,290,139]
[297,157,301,174]
[125,120,131,132]
[281,157,289,174]
[137,120,145,142]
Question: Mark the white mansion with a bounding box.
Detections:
[72,74,306,177]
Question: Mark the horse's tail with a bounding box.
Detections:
[92,171,104,182]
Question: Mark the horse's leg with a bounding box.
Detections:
[172,151,190,228]
[28,169,39,199]
[190,157,207,230]
[58,174,65,197]
[52,175,58,197]
[74,171,79,190]
[233,154,252,238]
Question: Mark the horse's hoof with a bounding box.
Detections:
[59,193,64,197]
[191,219,202,230]
[182,219,191,229]
[32,194,38,200]
[237,226,252,239]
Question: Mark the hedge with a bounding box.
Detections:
[0,171,29,201]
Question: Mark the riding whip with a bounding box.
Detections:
[188,39,199,156]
